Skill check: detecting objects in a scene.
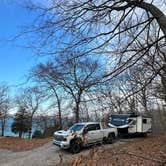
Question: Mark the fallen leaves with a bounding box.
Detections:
[62,135,166,166]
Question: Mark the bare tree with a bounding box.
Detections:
[33,55,102,122]
[0,84,10,136]
[100,88,125,114]
[32,71,63,129]
[16,87,44,138]
[19,0,165,82]
[152,65,166,104]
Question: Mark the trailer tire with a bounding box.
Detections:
[70,141,81,153]
[142,133,147,137]
[107,133,115,144]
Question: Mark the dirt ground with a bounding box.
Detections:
[0,136,165,166]
[64,135,166,166]
[0,137,128,166]
[0,137,51,151]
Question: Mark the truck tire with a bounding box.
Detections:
[103,137,107,144]
[70,141,81,153]
[107,133,114,144]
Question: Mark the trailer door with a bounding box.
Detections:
[142,118,152,133]
[128,118,137,133]
[137,116,143,132]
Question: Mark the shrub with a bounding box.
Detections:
[43,124,61,138]
[32,130,43,139]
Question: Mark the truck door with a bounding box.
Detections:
[84,124,102,144]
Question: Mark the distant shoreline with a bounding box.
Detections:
[0,117,55,137]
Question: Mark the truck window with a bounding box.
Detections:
[68,124,84,131]
[95,124,101,130]
[86,124,100,131]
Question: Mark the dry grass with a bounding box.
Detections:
[0,136,51,152]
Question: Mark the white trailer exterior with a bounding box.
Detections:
[108,114,152,136]
[128,116,152,133]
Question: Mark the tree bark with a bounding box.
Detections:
[28,115,33,139]
[1,125,4,136]
[19,131,22,138]
[54,91,62,129]
[75,91,82,123]
[136,1,166,36]
[75,101,80,123]
[1,117,6,136]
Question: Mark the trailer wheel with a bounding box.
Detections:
[142,133,147,137]
[107,133,114,144]
[70,141,81,153]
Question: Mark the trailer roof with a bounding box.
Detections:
[111,114,151,118]
[111,114,138,118]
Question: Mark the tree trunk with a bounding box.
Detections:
[137,1,166,36]
[28,117,33,139]
[1,126,4,136]
[1,117,6,136]
[75,90,83,123]
[75,101,80,123]
[58,106,62,129]
[161,68,166,104]
[19,131,22,138]
[28,127,32,139]
[141,88,150,115]
[54,91,62,129]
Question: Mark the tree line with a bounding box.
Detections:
[0,55,166,136]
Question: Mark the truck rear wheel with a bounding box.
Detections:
[70,141,81,153]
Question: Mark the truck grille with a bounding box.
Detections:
[54,135,65,141]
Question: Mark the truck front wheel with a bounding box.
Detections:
[70,141,81,153]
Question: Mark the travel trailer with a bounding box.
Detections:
[108,114,152,136]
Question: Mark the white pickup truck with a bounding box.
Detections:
[53,122,117,153]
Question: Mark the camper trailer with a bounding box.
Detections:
[108,114,152,136]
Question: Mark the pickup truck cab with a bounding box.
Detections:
[53,122,117,153]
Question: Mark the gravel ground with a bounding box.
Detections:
[0,139,131,166]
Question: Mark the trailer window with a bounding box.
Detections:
[143,119,147,124]
[128,119,136,125]
[128,119,132,123]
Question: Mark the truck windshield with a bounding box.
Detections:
[68,124,84,131]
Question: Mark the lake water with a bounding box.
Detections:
[0,117,55,137]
